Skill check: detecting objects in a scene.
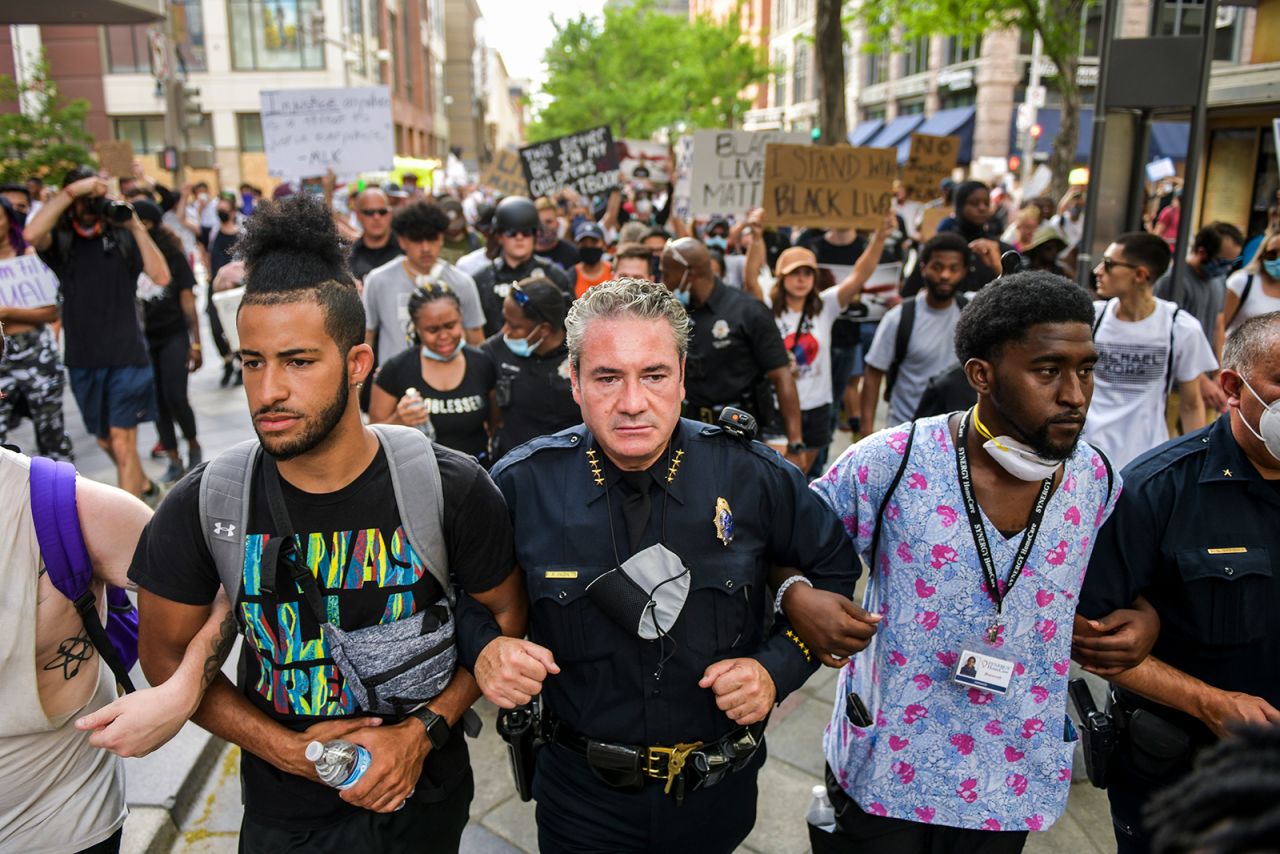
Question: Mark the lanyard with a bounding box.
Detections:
[955,412,1054,639]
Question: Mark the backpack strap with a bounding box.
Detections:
[29,457,136,693]
[369,424,451,599]
[1092,300,1108,336]
[1224,274,1255,330]
[869,421,918,574]
[885,297,918,399]
[1165,305,1181,395]
[1096,446,1115,504]
[199,440,261,607]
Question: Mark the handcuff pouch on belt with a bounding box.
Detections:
[586,543,690,640]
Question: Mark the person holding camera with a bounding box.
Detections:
[25,166,171,503]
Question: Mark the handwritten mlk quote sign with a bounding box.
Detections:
[520,126,621,198]
[0,255,60,309]
[762,144,896,230]
[689,129,809,217]
[260,86,394,179]
[903,134,960,202]
[480,147,529,197]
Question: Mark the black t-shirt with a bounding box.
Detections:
[684,280,789,410]
[141,241,197,341]
[374,347,497,461]
[349,238,402,282]
[481,335,580,461]
[128,444,514,829]
[38,227,147,368]
[804,235,869,349]
[540,239,579,271]
[208,229,238,282]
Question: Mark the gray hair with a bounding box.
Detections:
[1222,311,1280,378]
[565,277,691,372]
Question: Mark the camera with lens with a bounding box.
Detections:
[90,197,135,225]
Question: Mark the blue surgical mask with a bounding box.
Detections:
[1201,257,1233,279]
[503,331,544,358]
[673,288,690,307]
[705,235,728,251]
[1263,258,1280,280]
[422,344,461,362]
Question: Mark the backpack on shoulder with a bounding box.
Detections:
[29,456,140,694]
[884,293,970,402]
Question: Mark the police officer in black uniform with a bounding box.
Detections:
[480,278,580,462]
[455,277,864,853]
[660,238,807,470]
[1077,311,1280,853]
[472,197,572,336]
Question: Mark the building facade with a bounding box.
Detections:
[442,0,482,168]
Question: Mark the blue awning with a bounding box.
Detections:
[1149,122,1190,161]
[910,106,977,164]
[867,114,925,152]
[1008,107,1094,163]
[848,119,884,146]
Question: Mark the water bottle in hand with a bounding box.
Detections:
[306,739,371,791]
[805,783,836,833]
[402,388,436,440]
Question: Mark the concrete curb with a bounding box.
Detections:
[122,732,228,854]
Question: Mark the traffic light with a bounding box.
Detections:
[1030,123,1043,140]
[182,84,203,129]
[810,127,822,141]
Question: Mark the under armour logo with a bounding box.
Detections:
[213,522,237,537]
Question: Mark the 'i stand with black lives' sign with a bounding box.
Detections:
[520,127,621,198]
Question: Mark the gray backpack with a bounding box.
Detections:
[198,424,456,715]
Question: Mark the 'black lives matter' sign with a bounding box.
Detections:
[520,127,621,199]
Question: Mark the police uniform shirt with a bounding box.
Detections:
[480,335,580,462]
[1079,415,1280,742]
[457,418,858,747]
[684,280,790,411]
[471,255,572,337]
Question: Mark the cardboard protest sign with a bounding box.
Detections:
[96,140,135,179]
[260,86,394,180]
[672,135,693,222]
[903,134,960,202]
[689,129,808,217]
[617,138,669,183]
[520,127,620,199]
[480,147,529,197]
[0,255,60,309]
[918,206,948,240]
[762,144,896,230]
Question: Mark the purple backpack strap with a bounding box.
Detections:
[29,456,137,692]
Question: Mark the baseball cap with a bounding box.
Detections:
[775,246,818,278]
[1026,223,1068,253]
[574,221,605,242]
[131,198,163,225]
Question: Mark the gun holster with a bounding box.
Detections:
[496,698,543,802]
[1069,678,1116,789]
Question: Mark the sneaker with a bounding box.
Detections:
[160,458,185,484]
[187,444,203,470]
[140,479,171,510]
[149,442,167,459]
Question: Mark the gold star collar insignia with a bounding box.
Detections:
[586,448,605,487]
[1223,468,1233,478]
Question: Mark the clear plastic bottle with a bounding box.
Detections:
[306,739,372,790]
[401,387,436,441]
[805,783,836,833]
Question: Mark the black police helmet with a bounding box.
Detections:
[493,196,539,233]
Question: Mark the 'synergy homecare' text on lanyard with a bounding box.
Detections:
[955,411,1055,644]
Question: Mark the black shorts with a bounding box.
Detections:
[801,403,834,451]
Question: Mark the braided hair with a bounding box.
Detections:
[1147,725,1280,852]
[404,282,462,346]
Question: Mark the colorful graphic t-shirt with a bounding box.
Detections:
[128,445,513,828]
[775,289,843,411]
[810,415,1120,832]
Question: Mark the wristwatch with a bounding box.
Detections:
[787,441,806,455]
[411,707,452,750]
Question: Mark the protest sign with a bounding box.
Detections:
[672,135,693,222]
[480,147,529,197]
[260,86,394,180]
[0,255,60,309]
[762,144,896,230]
[1145,157,1175,184]
[918,206,948,240]
[903,134,960,202]
[96,140,135,179]
[617,139,669,183]
[689,129,808,217]
[520,127,621,198]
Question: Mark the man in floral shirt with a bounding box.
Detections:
[807,272,1120,852]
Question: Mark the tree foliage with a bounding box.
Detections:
[854,0,1092,197]
[528,0,771,141]
[0,55,96,185]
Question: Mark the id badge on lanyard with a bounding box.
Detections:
[950,413,1054,696]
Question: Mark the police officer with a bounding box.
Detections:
[1077,310,1280,853]
[660,238,806,469]
[456,277,861,852]
[481,278,579,462]
[472,196,571,336]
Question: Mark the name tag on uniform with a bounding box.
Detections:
[545,570,578,579]
[953,648,1017,695]
[1207,547,1247,555]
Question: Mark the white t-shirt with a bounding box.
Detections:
[1225,270,1280,337]
[1084,297,1218,469]
[865,297,965,426]
[774,289,843,411]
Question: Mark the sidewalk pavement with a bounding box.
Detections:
[10,332,1116,853]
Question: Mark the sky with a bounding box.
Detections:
[477,0,607,97]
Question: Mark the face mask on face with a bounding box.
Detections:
[1200,257,1232,279]
[1240,378,1280,462]
[578,246,604,266]
[705,235,728,251]
[217,210,232,223]
[421,343,461,362]
[973,406,1064,481]
[635,199,653,217]
[1263,258,1280,280]
[503,330,544,358]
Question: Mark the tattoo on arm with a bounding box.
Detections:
[44,632,94,680]
[202,610,238,689]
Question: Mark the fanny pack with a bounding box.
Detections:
[261,455,456,716]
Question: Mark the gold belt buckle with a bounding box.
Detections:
[646,742,703,794]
